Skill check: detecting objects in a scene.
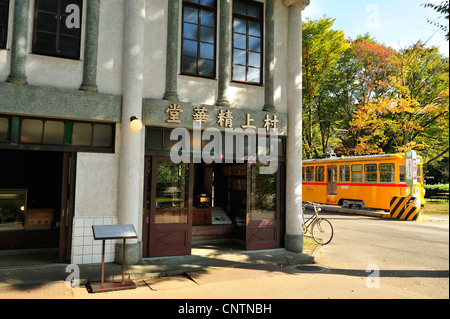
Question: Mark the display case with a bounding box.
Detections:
[0,189,27,231]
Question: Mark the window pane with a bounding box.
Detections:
[233,64,246,81]
[200,0,215,7]
[200,26,214,43]
[200,10,214,27]
[233,49,246,65]
[200,42,214,59]
[233,33,246,50]
[59,16,80,37]
[37,0,58,13]
[248,67,260,83]
[233,0,246,15]
[183,39,198,57]
[233,18,246,34]
[248,52,260,68]
[339,165,350,182]
[182,56,197,73]
[199,59,214,76]
[316,166,325,182]
[249,21,261,37]
[43,121,65,144]
[58,35,79,57]
[247,2,262,18]
[184,7,198,24]
[34,32,56,53]
[399,165,406,183]
[72,122,92,145]
[249,36,261,52]
[93,124,113,147]
[183,22,198,40]
[380,163,394,171]
[251,165,276,221]
[21,119,43,144]
[365,164,377,172]
[36,12,57,33]
[0,117,8,141]
[352,164,363,182]
[155,162,189,224]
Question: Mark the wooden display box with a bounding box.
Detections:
[25,209,53,229]
[193,208,212,225]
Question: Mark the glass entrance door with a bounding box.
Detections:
[246,164,280,250]
[146,157,193,257]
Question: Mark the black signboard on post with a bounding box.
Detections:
[87,224,138,293]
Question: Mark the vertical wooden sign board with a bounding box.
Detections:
[87,224,138,293]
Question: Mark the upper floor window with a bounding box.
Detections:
[0,0,9,49]
[33,0,82,59]
[181,0,217,78]
[232,0,263,85]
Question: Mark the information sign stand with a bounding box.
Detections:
[87,224,138,293]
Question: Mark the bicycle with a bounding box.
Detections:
[302,201,334,245]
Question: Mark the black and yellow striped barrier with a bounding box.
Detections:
[390,196,422,221]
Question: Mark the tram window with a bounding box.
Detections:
[302,166,305,182]
[352,164,363,182]
[379,163,395,183]
[339,165,350,182]
[315,166,325,182]
[305,166,314,182]
[364,164,377,183]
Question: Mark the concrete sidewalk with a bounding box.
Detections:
[0,245,315,299]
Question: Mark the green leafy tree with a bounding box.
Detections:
[302,18,349,158]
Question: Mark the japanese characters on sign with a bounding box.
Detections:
[165,104,279,132]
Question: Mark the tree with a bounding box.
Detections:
[422,1,449,41]
[349,42,449,161]
[302,18,349,158]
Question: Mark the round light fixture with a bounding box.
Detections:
[130,116,143,132]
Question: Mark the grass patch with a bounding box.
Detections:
[303,237,319,253]
[423,200,449,215]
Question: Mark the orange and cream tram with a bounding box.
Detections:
[302,154,425,211]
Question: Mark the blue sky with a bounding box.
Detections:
[303,0,449,57]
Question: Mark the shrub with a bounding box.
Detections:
[424,184,449,198]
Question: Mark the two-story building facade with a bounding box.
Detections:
[0,0,308,265]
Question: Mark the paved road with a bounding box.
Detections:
[310,211,449,299]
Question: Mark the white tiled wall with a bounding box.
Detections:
[71,216,118,265]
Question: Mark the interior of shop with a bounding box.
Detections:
[191,163,248,247]
[0,150,63,252]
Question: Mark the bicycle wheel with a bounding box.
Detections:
[311,218,333,245]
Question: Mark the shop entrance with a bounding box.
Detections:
[0,150,75,263]
[142,156,283,257]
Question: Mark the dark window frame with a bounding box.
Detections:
[0,0,9,49]
[32,0,83,60]
[181,0,217,79]
[232,0,263,85]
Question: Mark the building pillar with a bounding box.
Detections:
[7,0,30,84]
[80,0,100,92]
[283,0,309,253]
[216,0,231,107]
[163,0,180,101]
[263,0,275,112]
[117,0,146,264]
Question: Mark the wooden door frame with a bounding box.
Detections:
[146,156,194,257]
[246,162,281,250]
[59,152,76,263]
